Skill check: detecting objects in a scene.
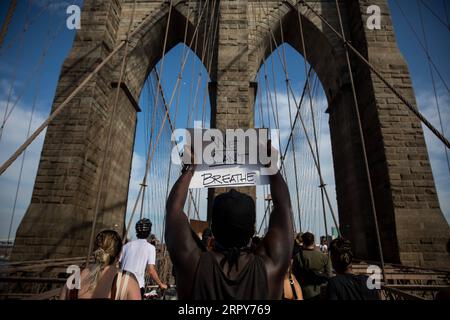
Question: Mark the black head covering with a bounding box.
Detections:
[211,189,256,249]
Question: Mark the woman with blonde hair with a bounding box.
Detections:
[60,230,141,300]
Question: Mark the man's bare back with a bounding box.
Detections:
[165,167,294,300]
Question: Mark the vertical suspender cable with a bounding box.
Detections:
[278,12,302,232]
[0,0,31,142]
[139,0,175,222]
[269,25,340,235]
[269,38,286,180]
[297,0,450,149]
[6,76,38,252]
[417,0,450,176]
[333,0,386,280]
[419,0,450,31]
[124,0,210,241]
[392,0,449,93]
[296,5,329,241]
[87,0,139,262]
[0,0,177,175]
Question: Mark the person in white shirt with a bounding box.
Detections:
[120,218,167,298]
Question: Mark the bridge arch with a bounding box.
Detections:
[249,2,389,261]
[251,3,345,104]
[117,2,215,101]
[10,0,449,270]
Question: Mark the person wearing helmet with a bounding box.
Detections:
[120,218,167,298]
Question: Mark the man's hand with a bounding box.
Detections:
[148,264,167,291]
[159,283,168,290]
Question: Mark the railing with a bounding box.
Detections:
[1,258,449,300]
[382,286,425,300]
[352,260,450,300]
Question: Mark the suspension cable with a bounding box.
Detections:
[267,26,341,235]
[172,0,196,216]
[254,0,289,228]
[0,0,32,142]
[155,69,201,221]
[0,0,60,57]
[268,34,288,181]
[5,3,59,248]
[0,0,175,175]
[296,4,329,240]
[333,0,386,280]
[419,0,450,31]
[255,0,339,234]
[0,15,67,144]
[298,0,450,149]
[138,0,176,221]
[251,1,268,225]
[123,0,210,241]
[140,78,159,220]
[276,6,302,232]
[6,70,39,251]
[191,0,211,127]
[198,0,219,221]
[417,0,450,176]
[0,0,17,50]
[393,0,449,93]
[86,0,140,263]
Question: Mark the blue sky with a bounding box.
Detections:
[0,0,448,243]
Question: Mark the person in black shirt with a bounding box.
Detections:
[327,238,380,300]
[165,143,293,300]
[292,232,331,299]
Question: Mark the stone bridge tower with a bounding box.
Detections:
[11,0,449,270]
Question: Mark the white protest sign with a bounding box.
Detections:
[190,164,269,188]
[177,128,280,189]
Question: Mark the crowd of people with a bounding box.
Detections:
[185,229,379,300]
[163,159,381,300]
[61,151,382,300]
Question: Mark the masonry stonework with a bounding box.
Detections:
[11,0,449,270]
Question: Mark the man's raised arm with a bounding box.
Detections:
[259,171,294,267]
[165,165,201,267]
